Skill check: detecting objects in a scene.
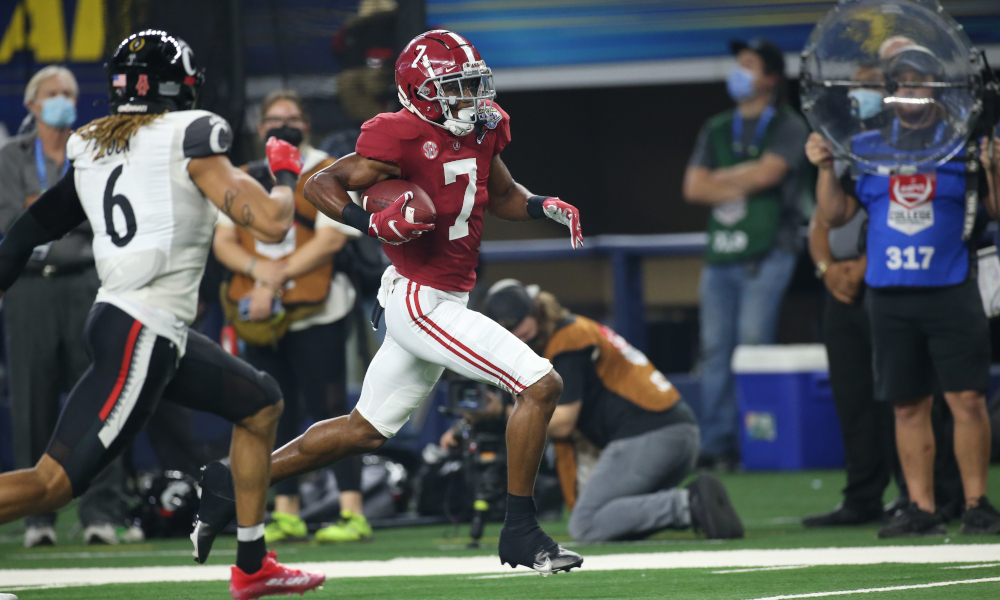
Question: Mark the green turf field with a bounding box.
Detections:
[8,564,1000,600]
[3,468,1000,599]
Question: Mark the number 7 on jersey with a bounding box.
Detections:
[443,158,477,241]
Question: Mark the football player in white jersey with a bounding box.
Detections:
[0,30,325,600]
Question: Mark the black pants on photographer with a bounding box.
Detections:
[244,319,361,499]
[824,292,963,516]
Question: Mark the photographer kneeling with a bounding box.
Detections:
[481,281,744,542]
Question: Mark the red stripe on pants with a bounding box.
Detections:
[405,282,524,393]
[98,319,143,421]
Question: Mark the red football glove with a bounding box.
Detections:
[541,197,584,249]
[265,136,303,179]
[368,191,435,245]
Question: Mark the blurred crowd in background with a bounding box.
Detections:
[4,0,1000,547]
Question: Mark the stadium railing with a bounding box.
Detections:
[479,232,708,352]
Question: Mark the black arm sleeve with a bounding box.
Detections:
[551,347,594,406]
[0,166,87,291]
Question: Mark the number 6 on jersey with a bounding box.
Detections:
[103,165,137,247]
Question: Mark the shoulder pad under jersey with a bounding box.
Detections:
[178,110,233,158]
[361,110,424,141]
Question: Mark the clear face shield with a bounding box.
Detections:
[800,0,984,175]
[419,60,497,136]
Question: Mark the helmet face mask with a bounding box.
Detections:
[420,61,496,135]
[396,31,496,137]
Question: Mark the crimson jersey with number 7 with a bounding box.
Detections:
[355,103,511,292]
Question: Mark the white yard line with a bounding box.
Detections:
[713,565,811,574]
[9,549,237,560]
[742,576,1000,599]
[940,562,1000,570]
[1,544,999,590]
[3,584,99,592]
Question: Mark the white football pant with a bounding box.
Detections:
[355,268,552,437]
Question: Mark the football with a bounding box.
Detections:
[361,179,436,225]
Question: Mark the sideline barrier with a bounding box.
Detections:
[480,232,708,351]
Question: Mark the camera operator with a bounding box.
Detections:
[439,385,509,450]
[437,381,513,540]
[810,45,1000,537]
[481,281,744,543]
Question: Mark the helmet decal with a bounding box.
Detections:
[477,104,502,130]
[180,44,197,76]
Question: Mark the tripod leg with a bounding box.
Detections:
[468,500,489,548]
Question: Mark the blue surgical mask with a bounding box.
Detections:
[40,95,76,129]
[726,67,757,103]
[848,88,883,120]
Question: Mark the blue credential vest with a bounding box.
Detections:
[853,124,970,288]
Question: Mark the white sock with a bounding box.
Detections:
[237,523,265,542]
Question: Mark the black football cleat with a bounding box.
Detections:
[961,497,1000,535]
[191,461,238,564]
[687,473,745,539]
[878,503,946,539]
[498,525,583,576]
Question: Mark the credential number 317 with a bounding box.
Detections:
[886,246,934,270]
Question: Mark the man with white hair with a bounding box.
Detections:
[0,66,135,547]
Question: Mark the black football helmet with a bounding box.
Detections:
[107,29,205,114]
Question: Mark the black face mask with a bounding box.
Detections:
[265,126,304,148]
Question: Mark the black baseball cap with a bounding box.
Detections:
[886,45,945,80]
[483,279,534,331]
[730,38,786,76]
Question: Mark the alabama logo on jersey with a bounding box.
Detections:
[888,173,935,235]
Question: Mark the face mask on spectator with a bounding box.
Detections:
[849,88,884,120]
[40,95,76,129]
[726,67,757,103]
[265,126,304,148]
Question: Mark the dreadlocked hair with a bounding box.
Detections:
[76,113,166,158]
[531,290,571,352]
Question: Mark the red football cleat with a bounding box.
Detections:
[229,551,325,599]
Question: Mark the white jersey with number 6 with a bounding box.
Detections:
[66,110,233,346]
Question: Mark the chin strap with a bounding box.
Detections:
[443,122,475,136]
[442,106,476,136]
[401,96,477,136]
[403,103,478,137]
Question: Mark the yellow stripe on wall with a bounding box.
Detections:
[70,0,104,61]
[0,0,106,64]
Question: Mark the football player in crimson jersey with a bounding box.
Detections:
[193,30,584,574]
